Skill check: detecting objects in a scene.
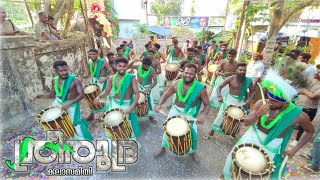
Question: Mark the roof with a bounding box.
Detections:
[147,26,173,36]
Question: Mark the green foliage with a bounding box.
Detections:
[172,27,194,39]
[195,29,215,44]
[3,2,31,26]
[127,22,148,39]
[151,0,183,24]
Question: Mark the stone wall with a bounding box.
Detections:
[0,33,90,132]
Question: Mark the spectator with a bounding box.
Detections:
[291,49,302,57]
[0,7,28,36]
[246,52,265,85]
[218,40,224,51]
[299,52,316,79]
[290,64,320,147]
[202,38,210,54]
[182,40,191,55]
[149,35,157,45]
[34,12,60,44]
[47,16,61,40]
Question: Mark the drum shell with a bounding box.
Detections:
[165,64,179,81]
[84,84,105,110]
[164,115,192,155]
[37,107,75,139]
[136,92,149,117]
[221,105,245,136]
[231,143,274,179]
[101,108,132,140]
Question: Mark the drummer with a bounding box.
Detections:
[153,63,210,161]
[83,48,114,121]
[154,43,166,63]
[209,49,238,109]
[139,43,152,60]
[93,57,141,144]
[127,57,158,123]
[166,39,184,63]
[148,49,163,104]
[183,48,201,74]
[221,69,314,179]
[29,60,93,141]
[203,62,254,140]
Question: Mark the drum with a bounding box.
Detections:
[232,143,275,179]
[84,84,105,110]
[163,115,192,155]
[37,106,76,139]
[101,108,132,140]
[136,92,149,117]
[221,105,246,136]
[207,64,218,81]
[165,63,179,81]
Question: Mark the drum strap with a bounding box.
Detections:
[90,59,104,79]
[238,77,252,103]
[143,50,149,58]
[184,81,205,116]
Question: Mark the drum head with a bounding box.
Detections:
[227,106,244,119]
[138,92,146,104]
[166,117,189,136]
[41,107,63,122]
[103,110,123,127]
[235,146,267,173]
[84,85,98,94]
[165,63,179,71]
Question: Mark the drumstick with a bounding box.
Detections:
[257,82,269,117]
[158,108,168,116]
[278,155,288,180]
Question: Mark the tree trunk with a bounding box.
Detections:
[61,0,75,37]
[44,0,51,14]
[233,0,249,50]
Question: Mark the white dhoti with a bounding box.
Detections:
[138,83,155,116]
[53,98,85,140]
[161,104,198,154]
[211,94,244,134]
[209,76,229,109]
[150,75,164,104]
[222,125,283,179]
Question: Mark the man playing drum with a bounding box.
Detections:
[84,49,114,120]
[127,57,158,123]
[93,57,141,143]
[153,63,210,161]
[29,61,93,141]
[221,69,314,179]
[154,43,166,63]
[139,43,152,60]
[183,48,202,75]
[204,63,254,139]
[166,39,184,64]
[209,49,238,109]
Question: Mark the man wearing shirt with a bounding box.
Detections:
[299,52,316,80]
[246,52,265,85]
[34,12,60,44]
[0,7,28,36]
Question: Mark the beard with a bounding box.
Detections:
[118,70,125,75]
[237,74,245,81]
[143,67,149,71]
[184,77,194,84]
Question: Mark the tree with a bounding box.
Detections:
[150,0,183,25]
[263,0,319,66]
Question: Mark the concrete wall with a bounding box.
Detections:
[0,34,90,132]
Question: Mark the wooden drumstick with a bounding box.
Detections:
[257,82,269,117]
[278,155,288,179]
[158,108,168,117]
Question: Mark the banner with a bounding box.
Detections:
[161,16,209,28]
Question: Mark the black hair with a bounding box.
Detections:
[186,40,190,43]
[221,43,228,47]
[187,48,194,52]
[88,48,98,53]
[53,60,68,69]
[196,45,202,50]
[122,41,127,44]
[148,49,155,54]
[285,52,297,59]
[107,52,114,57]
[179,60,189,70]
[120,44,125,48]
[237,62,247,68]
[142,57,152,66]
[38,12,46,16]
[116,47,123,52]
[298,52,311,60]
[219,40,224,44]
[227,48,237,55]
[48,16,54,20]
[145,43,151,48]
[290,49,302,57]
[150,36,154,39]
[154,43,160,49]
[212,40,216,44]
[115,57,128,65]
[183,63,197,72]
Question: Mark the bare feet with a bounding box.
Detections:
[153,148,166,158]
[86,113,94,121]
[190,153,200,163]
[149,117,157,124]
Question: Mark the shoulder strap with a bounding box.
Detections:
[184,81,205,113]
[119,74,135,104]
[8,19,15,31]
[61,74,76,102]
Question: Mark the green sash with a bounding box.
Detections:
[238,77,252,111]
[143,50,149,58]
[183,81,205,152]
[58,74,93,141]
[91,59,104,79]
[264,105,302,179]
[199,53,206,64]
[123,47,131,57]
[223,52,227,59]
[210,50,217,59]
[116,73,141,137]
[138,67,153,111]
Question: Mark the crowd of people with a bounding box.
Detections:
[26,35,320,178]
